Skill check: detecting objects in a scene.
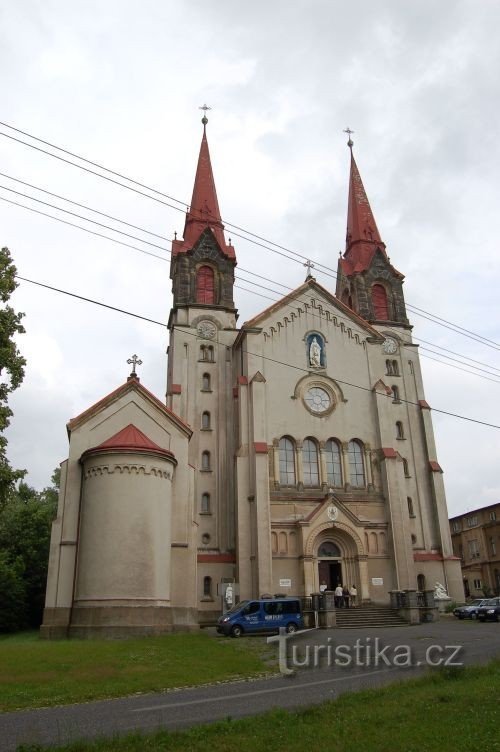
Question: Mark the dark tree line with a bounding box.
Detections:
[0,246,58,631]
[0,473,58,631]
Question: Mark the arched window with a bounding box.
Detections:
[392,360,399,376]
[392,385,400,402]
[407,497,415,517]
[318,541,341,557]
[372,283,389,319]
[402,458,410,477]
[325,439,342,487]
[201,493,210,513]
[348,440,365,487]
[386,360,393,375]
[396,421,405,439]
[302,438,319,486]
[201,451,211,471]
[207,345,214,362]
[279,437,296,486]
[202,373,211,391]
[196,265,215,304]
[202,411,211,429]
[203,576,212,597]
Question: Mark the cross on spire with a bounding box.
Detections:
[127,354,142,378]
[343,127,354,149]
[199,103,211,127]
[303,259,315,280]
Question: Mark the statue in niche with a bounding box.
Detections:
[309,337,322,368]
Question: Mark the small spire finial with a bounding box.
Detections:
[343,127,354,150]
[303,259,315,280]
[127,354,142,379]
[199,103,211,128]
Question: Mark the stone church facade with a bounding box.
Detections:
[41,122,463,637]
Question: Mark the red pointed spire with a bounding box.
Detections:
[172,120,235,260]
[341,144,386,275]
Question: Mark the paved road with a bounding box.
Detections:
[2,620,500,751]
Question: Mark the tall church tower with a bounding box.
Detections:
[335,137,409,328]
[166,115,239,612]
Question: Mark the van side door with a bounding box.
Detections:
[239,601,261,631]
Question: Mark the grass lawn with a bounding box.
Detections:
[0,631,272,712]
[16,660,500,752]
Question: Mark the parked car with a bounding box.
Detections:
[453,599,490,620]
[217,596,303,637]
[477,597,500,622]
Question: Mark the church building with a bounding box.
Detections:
[42,119,464,637]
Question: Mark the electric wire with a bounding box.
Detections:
[15,274,500,430]
[3,184,500,383]
[2,120,499,350]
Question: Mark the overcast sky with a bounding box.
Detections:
[1,0,499,517]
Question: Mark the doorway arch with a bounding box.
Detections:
[307,523,364,594]
[317,540,343,590]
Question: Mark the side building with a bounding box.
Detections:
[449,503,500,598]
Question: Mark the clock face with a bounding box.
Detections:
[383,337,398,354]
[304,387,331,414]
[197,320,216,340]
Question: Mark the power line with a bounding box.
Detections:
[2,120,499,350]
[15,274,500,430]
[3,182,500,383]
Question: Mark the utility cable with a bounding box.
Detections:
[15,274,500,430]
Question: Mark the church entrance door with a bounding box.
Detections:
[318,560,342,590]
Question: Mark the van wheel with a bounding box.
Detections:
[286,622,298,634]
[231,625,243,638]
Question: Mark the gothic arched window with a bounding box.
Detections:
[348,440,365,487]
[302,438,319,486]
[279,437,296,486]
[325,439,342,487]
[196,265,215,304]
[202,411,211,429]
[201,451,211,471]
[372,283,389,319]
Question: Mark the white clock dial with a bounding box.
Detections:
[382,337,398,354]
[304,387,331,414]
[197,320,216,340]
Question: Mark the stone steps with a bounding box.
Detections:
[334,607,408,628]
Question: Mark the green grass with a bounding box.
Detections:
[0,632,272,712]
[17,660,500,752]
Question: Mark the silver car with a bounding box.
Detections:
[453,599,490,620]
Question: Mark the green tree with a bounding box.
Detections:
[0,246,26,506]
[0,471,58,631]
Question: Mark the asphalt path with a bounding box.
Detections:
[2,619,500,751]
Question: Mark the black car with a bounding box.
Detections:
[476,597,500,622]
[453,599,489,620]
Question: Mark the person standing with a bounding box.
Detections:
[342,585,350,609]
[349,585,358,608]
[334,584,343,608]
